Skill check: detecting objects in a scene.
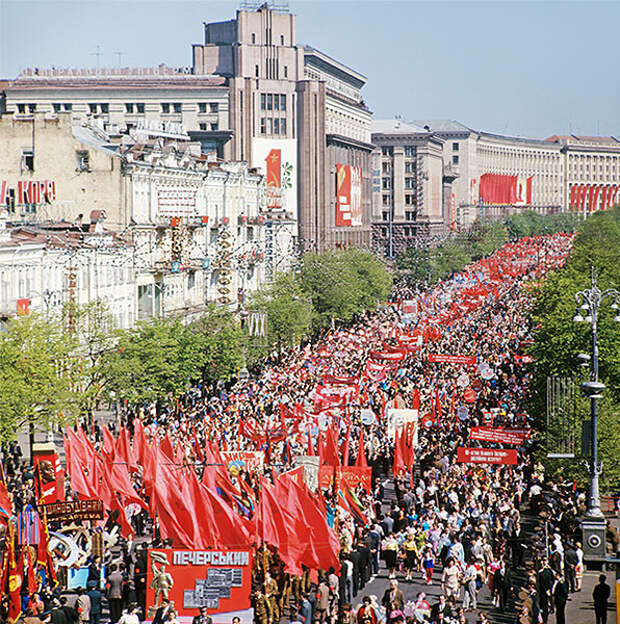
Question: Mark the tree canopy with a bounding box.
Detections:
[529,208,620,491]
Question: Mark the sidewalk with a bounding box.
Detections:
[563,569,617,624]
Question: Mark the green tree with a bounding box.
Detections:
[190,304,247,385]
[529,208,620,491]
[61,300,118,417]
[249,272,312,353]
[298,251,363,327]
[104,317,205,406]
[340,247,393,309]
[0,314,79,446]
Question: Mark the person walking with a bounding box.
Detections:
[86,581,102,624]
[552,572,568,624]
[75,588,91,624]
[493,561,512,613]
[441,558,461,599]
[592,574,610,624]
[462,560,478,612]
[563,544,578,593]
[107,564,125,624]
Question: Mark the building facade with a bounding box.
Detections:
[370,120,446,256]
[409,120,620,226]
[0,112,294,321]
[0,214,137,328]
[192,4,373,251]
[3,3,373,253]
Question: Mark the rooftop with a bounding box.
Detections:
[8,65,226,90]
[408,120,471,133]
[372,119,429,134]
[303,45,367,89]
[545,134,620,146]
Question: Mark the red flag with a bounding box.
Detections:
[161,433,176,461]
[6,525,22,622]
[280,474,340,571]
[116,427,139,472]
[341,422,351,466]
[37,511,57,587]
[259,480,306,576]
[0,465,12,522]
[132,419,148,466]
[317,432,326,464]
[192,428,204,463]
[307,429,315,456]
[104,459,147,510]
[26,546,36,595]
[323,426,340,466]
[393,428,406,476]
[355,427,367,468]
[411,389,421,411]
[101,424,116,460]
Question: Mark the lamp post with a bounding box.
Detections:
[572,269,620,520]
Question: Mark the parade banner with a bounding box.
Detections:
[369,350,406,362]
[427,354,477,365]
[292,456,320,491]
[386,408,419,443]
[469,426,530,445]
[317,466,372,493]
[146,548,253,621]
[220,451,264,475]
[42,500,103,522]
[33,443,64,504]
[457,447,518,465]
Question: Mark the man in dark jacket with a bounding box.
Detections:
[563,545,578,593]
[86,581,102,624]
[552,572,569,624]
[537,560,555,623]
[592,574,611,624]
[493,562,513,613]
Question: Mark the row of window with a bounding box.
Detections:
[260,118,287,135]
[381,146,417,157]
[381,210,417,221]
[260,94,287,111]
[382,195,417,207]
[199,123,219,131]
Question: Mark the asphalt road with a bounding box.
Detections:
[350,479,523,624]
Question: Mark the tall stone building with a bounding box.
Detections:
[192,4,373,251]
[3,3,372,252]
[370,120,447,257]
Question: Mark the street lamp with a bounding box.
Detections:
[572,269,620,520]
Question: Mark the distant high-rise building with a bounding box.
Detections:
[3,3,373,252]
[193,4,373,250]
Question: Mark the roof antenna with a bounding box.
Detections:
[91,45,103,72]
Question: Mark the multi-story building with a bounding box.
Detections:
[3,3,374,252]
[0,212,137,327]
[547,135,620,215]
[0,112,294,320]
[370,120,447,256]
[409,120,620,226]
[4,66,231,158]
[192,4,373,250]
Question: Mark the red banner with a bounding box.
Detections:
[428,354,477,366]
[335,164,362,227]
[318,466,372,492]
[146,548,252,619]
[469,426,530,445]
[457,447,518,465]
[370,350,406,362]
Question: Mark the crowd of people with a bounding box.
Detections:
[1,233,607,624]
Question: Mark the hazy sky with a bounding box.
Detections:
[1,0,619,138]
